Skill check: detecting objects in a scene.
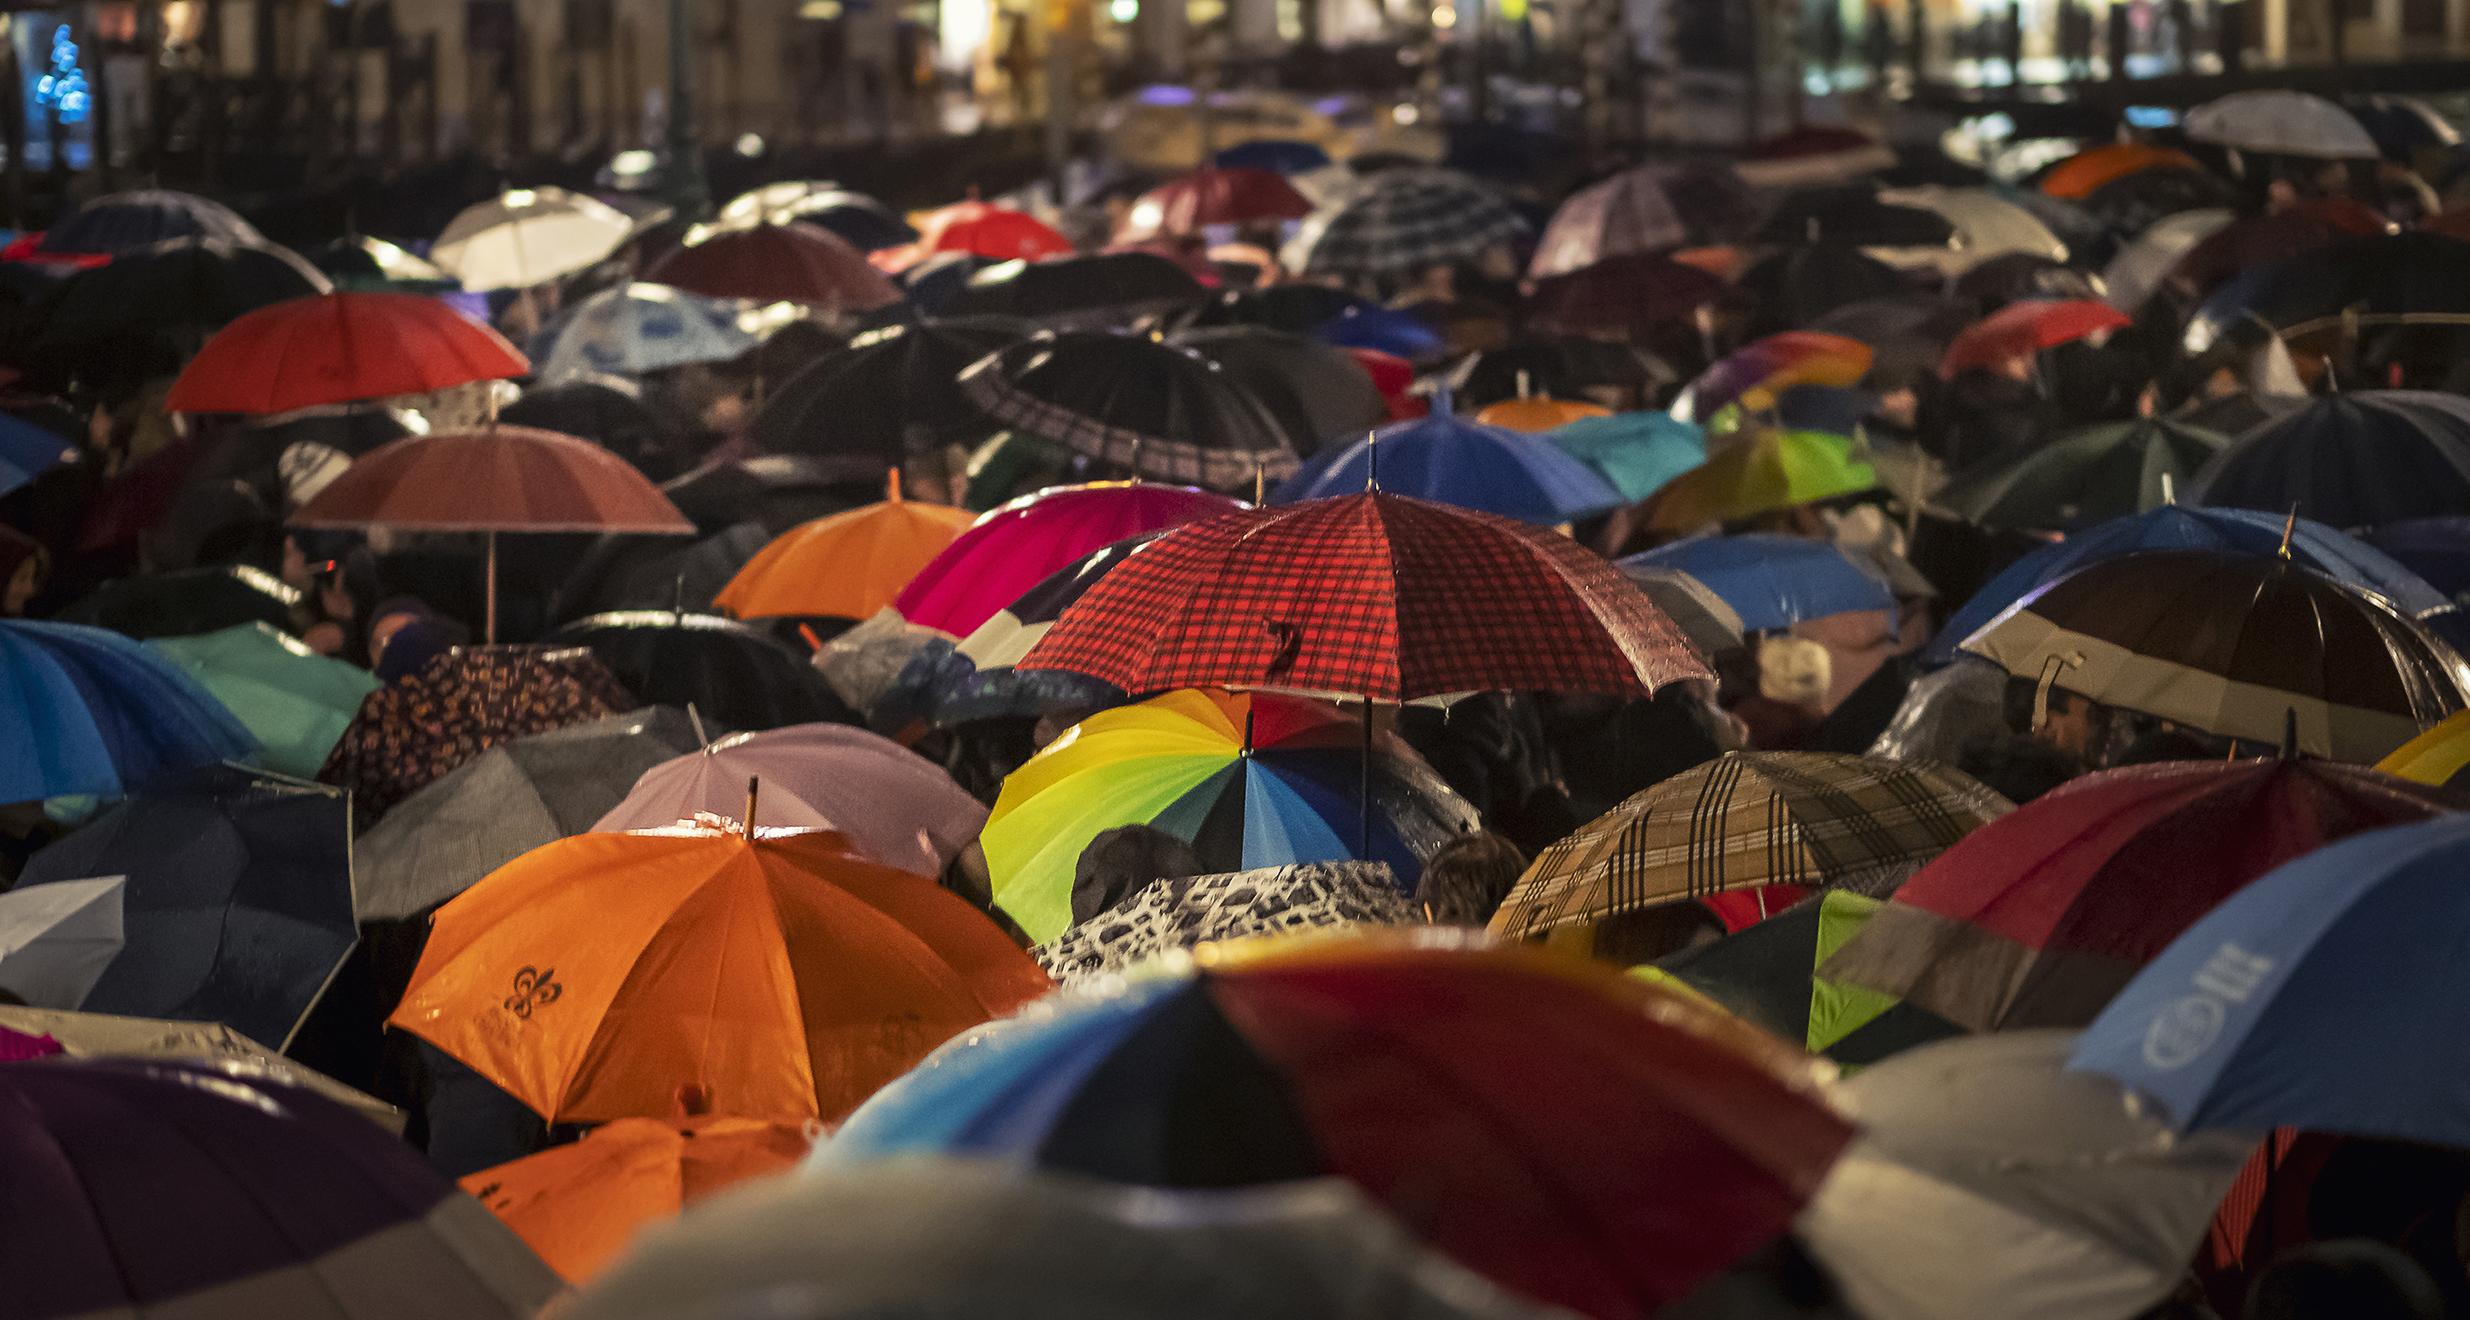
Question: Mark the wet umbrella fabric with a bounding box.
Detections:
[916,202,1075,262]
[432,187,637,291]
[1621,534,1893,633]
[163,291,530,414]
[2378,707,2470,787]
[645,222,902,312]
[533,283,760,382]
[1127,167,1315,237]
[1937,299,2131,378]
[0,1003,398,1129]
[1298,171,1530,276]
[290,425,697,533]
[1524,254,1729,336]
[0,1056,564,1320]
[2040,144,2205,199]
[2101,208,2236,312]
[1636,429,1879,533]
[922,533,1160,726]
[38,190,259,255]
[1654,890,1960,1065]
[895,482,1245,638]
[1527,166,1692,278]
[1540,412,1706,504]
[1681,333,1875,423]
[34,237,333,347]
[545,611,843,733]
[1752,187,1956,248]
[715,183,917,249]
[958,331,1297,490]
[553,522,772,622]
[148,622,384,780]
[942,252,1206,321]
[16,766,354,1050]
[499,380,693,482]
[0,409,74,497]
[749,317,1029,467]
[1614,564,1746,659]
[1170,325,1388,457]
[305,235,457,293]
[1033,860,1412,987]
[2187,389,2470,529]
[1934,417,2231,530]
[1271,408,1625,525]
[2184,89,2380,159]
[0,876,124,1010]
[2185,231,2470,346]
[58,564,301,640]
[1736,246,1911,335]
[713,488,976,621]
[0,618,259,802]
[2360,517,2470,600]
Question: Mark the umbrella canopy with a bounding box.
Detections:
[592,722,985,876]
[0,409,75,497]
[917,532,1156,727]
[2040,144,2207,199]
[915,201,1074,262]
[147,622,384,780]
[16,765,354,1050]
[500,379,693,481]
[714,183,917,250]
[941,251,1207,321]
[1962,549,2470,761]
[1271,404,1626,525]
[1526,165,1692,278]
[2188,391,2470,526]
[1637,428,1879,533]
[1939,299,2131,378]
[1,1057,564,1320]
[33,236,332,347]
[2070,810,2470,1146]
[1489,752,2013,940]
[1032,859,1413,987]
[1614,563,1746,658]
[461,1116,812,1283]
[749,317,1028,469]
[534,282,761,382]
[981,689,1478,941]
[2359,516,2470,601]
[2378,706,2470,787]
[353,708,706,922]
[1733,125,1898,187]
[1736,245,1912,335]
[0,876,124,1010]
[320,643,638,819]
[645,222,902,312]
[1540,411,1706,503]
[545,611,844,733]
[433,186,638,291]
[2184,89,2381,159]
[1620,534,1895,632]
[1473,395,1610,432]
[1524,253,1729,336]
[1655,890,1960,1065]
[37,188,259,255]
[0,618,258,802]
[59,563,301,640]
[821,938,1853,1320]
[959,331,1296,490]
[305,234,456,292]
[554,522,772,622]
[1800,1031,2258,1320]
[1215,138,1334,172]
[894,481,1244,638]
[1825,758,2462,1033]
[1179,280,1367,333]
[1018,492,1709,703]
[1751,186,1955,248]
[1681,332,1875,423]
[1864,186,2069,275]
[1297,170,1529,277]
[0,1003,398,1129]
[1935,417,2232,530]
[1124,166,1314,237]
[2348,93,2460,160]
[163,291,529,414]
[2172,198,2395,307]
[390,825,1050,1123]
[714,479,975,620]
[2099,207,2235,312]
[1170,325,1389,457]
[291,425,696,534]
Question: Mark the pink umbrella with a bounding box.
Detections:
[892,482,1244,638]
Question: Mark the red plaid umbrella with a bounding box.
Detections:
[1127,166,1314,238]
[1017,492,1707,701]
[647,222,901,312]
[163,291,528,414]
[1937,299,2131,379]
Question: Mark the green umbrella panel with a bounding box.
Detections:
[1934,417,2231,531]
[146,623,382,780]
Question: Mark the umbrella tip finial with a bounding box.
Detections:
[2279,505,2298,559]
[744,776,760,833]
[1516,369,1531,401]
[1253,463,1265,507]
[1365,430,1380,493]
[2282,706,2300,760]
[888,466,903,504]
[2161,471,2176,506]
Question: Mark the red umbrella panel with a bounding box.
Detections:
[918,202,1075,262]
[1937,299,2132,379]
[646,222,902,312]
[163,291,528,415]
[1124,167,1315,238]
[1819,757,2465,1031]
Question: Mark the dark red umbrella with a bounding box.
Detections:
[647,221,902,312]
[1525,253,1729,336]
[162,291,528,414]
[1820,757,2463,1031]
[1937,298,2131,378]
[1018,492,1707,702]
[2168,196,2389,297]
[1129,166,1314,236]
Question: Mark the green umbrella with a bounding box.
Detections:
[146,623,381,779]
[1542,411,1706,503]
[1650,890,1960,1066]
[1935,416,2230,531]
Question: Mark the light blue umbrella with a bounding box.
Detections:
[1543,412,1705,504]
[533,281,761,382]
[1620,534,1894,632]
[0,619,257,802]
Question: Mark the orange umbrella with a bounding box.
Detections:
[388,823,1052,1125]
[460,1115,813,1282]
[1475,396,1612,432]
[713,472,977,620]
[2039,144,2203,199]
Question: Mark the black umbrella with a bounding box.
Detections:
[2077,167,2238,241]
[34,238,332,347]
[1170,325,1388,458]
[1751,186,1958,248]
[2188,390,2470,526]
[658,454,876,534]
[545,610,853,732]
[1737,245,1913,337]
[56,564,301,639]
[1177,283,1368,335]
[1655,895,1962,1066]
[958,330,1297,489]
[894,251,998,317]
[301,235,457,292]
[501,380,695,482]
[1456,336,1658,411]
[39,189,259,255]
[15,765,356,1050]
[2189,231,2470,352]
[750,316,1032,469]
[1950,253,2105,312]
[938,251,1207,322]
[552,521,773,623]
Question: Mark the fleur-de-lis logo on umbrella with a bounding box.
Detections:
[504,966,563,1019]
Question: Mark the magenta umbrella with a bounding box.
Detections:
[891,482,1244,638]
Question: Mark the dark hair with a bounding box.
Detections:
[2247,1240,2445,1320]
[1071,825,1207,926]
[1414,830,1528,926]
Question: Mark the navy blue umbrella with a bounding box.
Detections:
[37,189,258,256]
[2187,389,2470,528]
[1213,139,1333,174]
[0,409,75,498]
[2361,517,2470,600]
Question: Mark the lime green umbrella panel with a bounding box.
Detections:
[147,623,382,779]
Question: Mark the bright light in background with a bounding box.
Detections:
[1394,103,1420,123]
[1110,0,1140,20]
[734,132,764,157]
[2125,105,2179,127]
[1431,4,1456,26]
[936,0,986,71]
[606,153,654,180]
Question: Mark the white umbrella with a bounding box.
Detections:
[2185,90,2381,160]
[0,874,123,1009]
[1867,186,2070,275]
[433,186,638,291]
[2101,207,2236,312]
[535,283,764,383]
[1797,1030,2256,1320]
[1526,165,1691,279]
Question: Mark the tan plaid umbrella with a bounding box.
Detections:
[1488,752,2012,942]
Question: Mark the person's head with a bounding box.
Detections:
[366,596,436,666]
[2246,1240,2445,1320]
[1071,824,1206,926]
[1414,829,1528,926]
[372,615,468,682]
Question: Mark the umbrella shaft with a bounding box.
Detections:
[485,529,498,646]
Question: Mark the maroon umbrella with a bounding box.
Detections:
[1525,253,1730,337]
[647,221,902,312]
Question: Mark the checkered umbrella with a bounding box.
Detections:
[1298,170,1530,278]
[1015,492,1707,702]
[958,330,1298,490]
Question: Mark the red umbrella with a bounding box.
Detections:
[1937,298,2131,379]
[162,291,527,415]
[1525,253,1730,337]
[1127,166,1314,237]
[647,222,901,312]
[2170,196,2388,297]
[1018,492,1706,702]
[918,201,1074,262]
[1345,347,1425,421]
[1820,757,2462,1031]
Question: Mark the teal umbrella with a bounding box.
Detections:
[147,623,381,780]
[1542,411,1706,503]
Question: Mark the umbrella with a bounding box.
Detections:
[2380,706,2470,787]
[1736,245,1913,335]
[2100,207,2235,312]
[1179,281,1366,334]
[1541,411,1705,504]
[2347,93,2460,160]
[1751,186,1955,248]
[592,722,984,876]
[57,563,301,640]
[1934,417,2231,529]
[2184,89,2381,159]
[821,937,1854,1320]
[1526,165,1692,278]
[1457,337,1657,413]
[1621,534,1895,633]
[1733,125,1898,187]
[941,251,1206,322]
[1950,252,2104,309]
[433,186,638,291]
[714,475,975,620]
[1636,428,1879,533]
[353,707,706,922]
[1297,170,1529,277]
[1523,253,1729,336]
[553,521,773,622]
[645,222,902,312]
[33,236,333,347]
[1825,757,2462,1034]
[1318,305,1445,362]
[1655,890,1961,1065]
[1615,563,1746,659]
[304,234,458,292]
[1488,752,2012,940]
[1123,166,1314,237]
[0,1003,397,1129]
[2070,810,2470,1145]
[658,453,876,534]
[0,876,123,1009]
[2173,197,2395,309]
[320,643,637,819]
[913,533,1154,728]
[2187,390,2470,527]
[0,618,258,802]
[1215,139,1333,172]
[1169,325,1388,457]
[713,183,917,251]
[545,611,844,733]
[1681,332,1875,423]
[1962,549,2470,761]
[147,622,384,780]
[958,331,1297,490]
[895,481,1244,638]
[1800,1031,2258,1320]
[16,765,354,1050]
[915,201,1074,262]
[3,1057,564,1320]
[390,824,1050,1123]
[749,316,1029,469]
[1018,492,1708,703]
[2359,517,2470,602]
[1938,299,2131,378]
[1473,395,1610,433]
[1271,401,1626,525]
[460,1117,814,1282]
[0,408,74,497]
[2040,144,2207,199]
[1032,859,1413,986]
[981,689,1478,941]
[533,282,761,382]
[500,379,694,481]
[37,188,258,255]
[162,291,529,415]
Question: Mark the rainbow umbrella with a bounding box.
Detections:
[1678,333,1873,425]
[892,482,1244,638]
